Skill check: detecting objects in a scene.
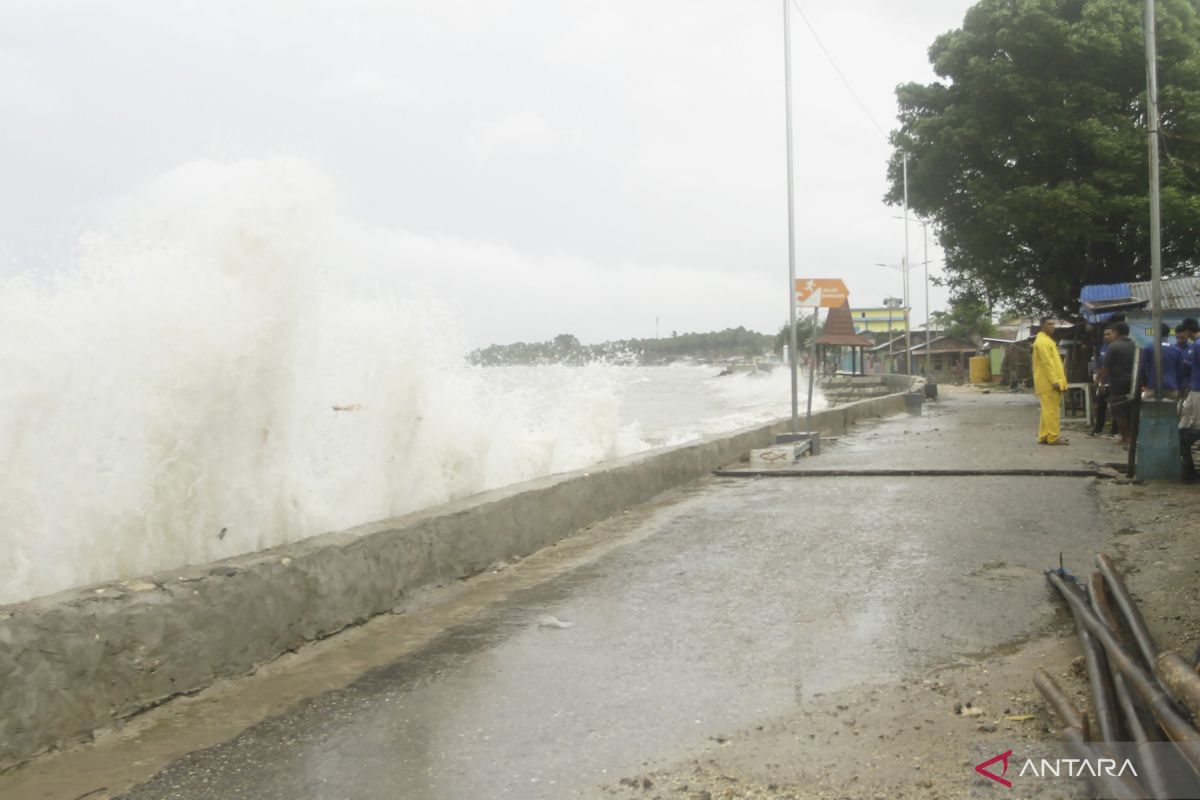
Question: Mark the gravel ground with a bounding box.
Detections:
[590,470,1200,800]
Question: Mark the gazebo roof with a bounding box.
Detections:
[815,301,875,347]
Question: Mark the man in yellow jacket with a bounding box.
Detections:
[1033,317,1069,445]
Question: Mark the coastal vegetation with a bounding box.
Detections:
[930,295,998,345]
[887,0,1200,314]
[467,327,777,366]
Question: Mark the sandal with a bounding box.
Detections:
[1046,439,1070,446]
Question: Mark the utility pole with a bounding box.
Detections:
[922,221,931,375]
[1136,0,1178,480]
[883,296,903,369]
[782,0,799,433]
[1146,0,1163,398]
[890,213,935,375]
[902,155,912,375]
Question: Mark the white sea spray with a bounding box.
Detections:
[0,158,659,604]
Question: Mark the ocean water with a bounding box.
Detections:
[0,158,821,605]
[600,362,815,446]
[486,361,817,449]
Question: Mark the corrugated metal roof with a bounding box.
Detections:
[1079,283,1131,323]
[1010,317,1036,341]
[1080,283,1131,303]
[866,331,940,352]
[909,335,977,354]
[1080,277,1200,322]
[1128,276,1200,311]
[1082,297,1147,314]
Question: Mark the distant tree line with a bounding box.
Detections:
[467,327,777,366]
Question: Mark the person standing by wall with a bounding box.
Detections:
[1178,319,1200,480]
[1138,322,1184,399]
[1090,326,1116,437]
[1174,321,1195,391]
[1100,322,1137,450]
[1033,317,1069,445]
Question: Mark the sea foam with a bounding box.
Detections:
[0,158,649,604]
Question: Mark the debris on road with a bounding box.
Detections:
[1043,551,1200,797]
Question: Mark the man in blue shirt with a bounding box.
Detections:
[1179,319,1200,480]
[1176,323,1193,389]
[1090,326,1116,437]
[1138,323,1184,399]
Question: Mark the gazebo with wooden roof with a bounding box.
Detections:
[815,300,875,375]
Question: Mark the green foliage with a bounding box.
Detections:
[772,316,824,354]
[887,0,1200,314]
[930,295,997,344]
[552,333,580,351]
[467,327,777,366]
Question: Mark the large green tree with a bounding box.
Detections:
[930,294,998,343]
[772,315,823,354]
[886,0,1200,314]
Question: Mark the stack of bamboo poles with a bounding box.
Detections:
[1042,553,1200,798]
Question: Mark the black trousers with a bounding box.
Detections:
[1182,428,1200,478]
[1092,386,1113,434]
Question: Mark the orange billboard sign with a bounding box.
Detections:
[795,278,849,308]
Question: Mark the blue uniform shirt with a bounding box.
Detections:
[1187,341,1200,391]
[1138,341,1184,392]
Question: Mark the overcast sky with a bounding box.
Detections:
[1,0,977,347]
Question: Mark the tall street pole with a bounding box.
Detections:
[923,221,931,375]
[1145,0,1163,397]
[806,306,818,435]
[902,155,912,375]
[782,0,799,432]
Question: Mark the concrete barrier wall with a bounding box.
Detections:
[882,373,918,393]
[0,389,909,770]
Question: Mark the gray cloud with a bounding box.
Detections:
[0,0,975,344]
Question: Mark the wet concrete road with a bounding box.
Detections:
[9,394,1118,799]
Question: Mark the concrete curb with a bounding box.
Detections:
[0,389,908,771]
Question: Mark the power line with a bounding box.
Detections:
[789,0,890,140]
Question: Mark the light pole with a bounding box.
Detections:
[781,0,799,434]
[883,296,903,371]
[874,264,907,372]
[890,214,935,374]
[922,221,930,375]
[1136,0,1175,480]
[1145,0,1163,398]
[902,155,912,375]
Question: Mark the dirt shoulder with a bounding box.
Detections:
[592,476,1200,800]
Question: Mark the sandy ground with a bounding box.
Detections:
[587,410,1200,800]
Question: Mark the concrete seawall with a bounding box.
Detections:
[0,389,910,770]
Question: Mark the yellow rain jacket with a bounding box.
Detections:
[1032,331,1066,394]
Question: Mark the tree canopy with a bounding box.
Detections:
[467,327,776,366]
[886,0,1200,315]
[930,294,998,344]
[772,315,823,354]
